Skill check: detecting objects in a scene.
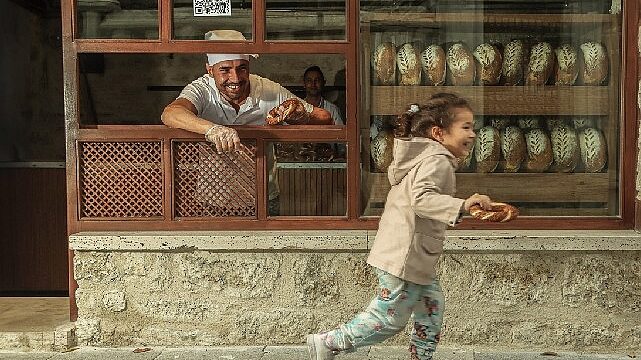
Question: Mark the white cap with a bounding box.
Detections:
[204,30,258,65]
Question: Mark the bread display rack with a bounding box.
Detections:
[360,11,620,217]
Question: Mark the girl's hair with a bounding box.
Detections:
[393,93,472,139]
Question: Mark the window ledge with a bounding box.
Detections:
[69,230,641,252]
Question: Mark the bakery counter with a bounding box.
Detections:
[277,164,347,216]
[362,171,613,216]
[369,86,610,116]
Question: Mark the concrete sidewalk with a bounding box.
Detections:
[0,346,636,360]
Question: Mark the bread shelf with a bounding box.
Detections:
[363,172,611,205]
[370,86,610,116]
[361,12,619,26]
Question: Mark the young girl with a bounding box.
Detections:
[307,93,492,360]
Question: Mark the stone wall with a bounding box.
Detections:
[70,231,641,353]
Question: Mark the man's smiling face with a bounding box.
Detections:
[207,59,251,105]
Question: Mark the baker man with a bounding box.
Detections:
[161,29,333,152]
[161,29,333,215]
[302,65,344,125]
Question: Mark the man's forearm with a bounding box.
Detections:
[161,104,213,135]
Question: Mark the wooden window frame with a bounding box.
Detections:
[61,0,638,232]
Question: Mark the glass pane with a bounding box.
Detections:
[268,142,347,216]
[172,0,252,40]
[266,0,346,40]
[76,0,159,39]
[79,53,346,126]
[360,0,622,217]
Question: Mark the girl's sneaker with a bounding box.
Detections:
[306,333,337,360]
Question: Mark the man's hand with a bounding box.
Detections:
[463,193,492,212]
[266,98,310,125]
[205,124,241,153]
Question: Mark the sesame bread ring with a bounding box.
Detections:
[469,202,519,222]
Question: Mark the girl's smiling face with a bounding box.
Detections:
[433,107,476,159]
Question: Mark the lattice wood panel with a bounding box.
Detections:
[173,141,257,218]
[78,141,163,218]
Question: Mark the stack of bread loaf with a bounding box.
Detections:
[371,40,608,86]
[454,116,607,173]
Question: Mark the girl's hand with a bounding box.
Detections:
[464,193,492,212]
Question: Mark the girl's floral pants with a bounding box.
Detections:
[322,268,444,360]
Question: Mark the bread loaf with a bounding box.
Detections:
[372,42,396,85]
[473,43,503,85]
[474,126,501,173]
[501,39,527,85]
[550,124,579,172]
[554,44,579,86]
[397,43,422,86]
[371,129,394,172]
[474,116,484,131]
[526,42,554,86]
[572,116,597,130]
[487,116,512,130]
[578,42,608,85]
[517,116,541,130]
[420,44,447,86]
[446,43,476,86]
[500,126,526,173]
[578,127,607,172]
[523,128,553,172]
[545,116,568,130]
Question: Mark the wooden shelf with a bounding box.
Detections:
[369,86,610,116]
[361,12,619,25]
[363,172,612,205]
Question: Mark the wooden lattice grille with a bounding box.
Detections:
[173,141,257,218]
[78,141,163,218]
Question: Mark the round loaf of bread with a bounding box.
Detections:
[469,202,519,222]
[500,126,526,173]
[420,44,447,86]
[371,129,394,172]
[545,116,568,130]
[487,116,512,130]
[578,127,607,172]
[474,126,501,173]
[446,43,476,86]
[501,39,527,86]
[372,42,396,85]
[518,116,541,130]
[397,43,422,86]
[473,43,503,85]
[554,44,579,86]
[523,128,553,172]
[550,124,579,172]
[579,42,608,85]
[474,116,485,131]
[572,116,597,130]
[526,42,554,86]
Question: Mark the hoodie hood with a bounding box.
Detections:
[387,137,457,186]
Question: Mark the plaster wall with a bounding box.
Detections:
[70,232,641,353]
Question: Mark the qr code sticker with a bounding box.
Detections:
[193,0,231,16]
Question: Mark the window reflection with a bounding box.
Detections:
[268,142,347,217]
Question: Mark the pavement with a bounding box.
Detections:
[0,346,637,360]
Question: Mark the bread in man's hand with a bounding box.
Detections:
[266,98,309,125]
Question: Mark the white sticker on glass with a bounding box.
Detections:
[193,0,231,16]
